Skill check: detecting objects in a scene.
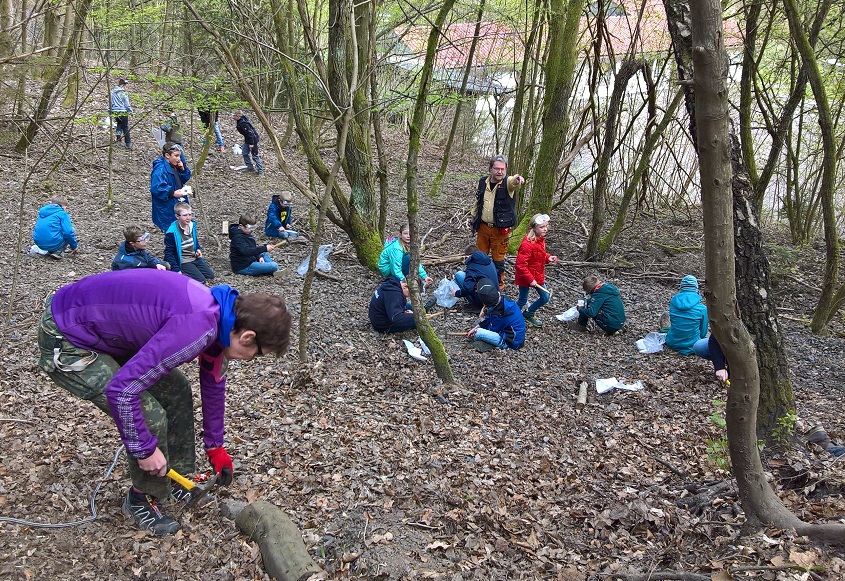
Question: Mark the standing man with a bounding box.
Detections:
[471,155,525,289]
[110,78,133,149]
[198,108,225,152]
[150,142,192,231]
[233,111,263,175]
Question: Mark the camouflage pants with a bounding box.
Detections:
[37,296,196,500]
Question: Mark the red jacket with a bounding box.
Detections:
[514,235,550,287]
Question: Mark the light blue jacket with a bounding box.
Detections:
[109,86,132,114]
[33,204,78,252]
[665,291,708,355]
[377,238,427,281]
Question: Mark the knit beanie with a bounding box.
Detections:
[680,275,699,292]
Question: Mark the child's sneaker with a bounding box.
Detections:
[523,310,542,327]
[122,488,180,536]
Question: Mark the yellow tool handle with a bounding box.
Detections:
[166,469,195,491]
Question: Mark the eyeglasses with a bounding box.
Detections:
[136,232,150,242]
[178,212,193,217]
[242,224,256,231]
[254,335,264,356]
[165,145,183,153]
[533,214,550,226]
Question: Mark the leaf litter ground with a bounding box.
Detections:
[1,124,845,580]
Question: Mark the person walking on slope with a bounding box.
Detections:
[109,78,133,149]
[233,111,263,175]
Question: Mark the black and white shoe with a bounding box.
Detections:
[122,488,180,536]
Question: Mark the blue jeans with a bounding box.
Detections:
[693,338,710,359]
[268,229,298,239]
[242,142,264,173]
[517,285,550,314]
[237,253,278,276]
[474,328,506,349]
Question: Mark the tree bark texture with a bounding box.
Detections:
[235,501,323,581]
[662,0,793,442]
[511,0,585,252]
[406,0,458,385]
[689,0,802,532]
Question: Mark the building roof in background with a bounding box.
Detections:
[393,0,742,72]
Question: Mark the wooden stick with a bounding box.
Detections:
[315,270,342,282]
[447,331,468,336]
[576,382,588,410]
[425,311,443,319]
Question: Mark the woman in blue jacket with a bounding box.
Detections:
[665,275,708,355]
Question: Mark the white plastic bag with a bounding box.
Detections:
[233,143,242,156]
[555,306,580,322]
[433,277,459,308]
[596,377,645,394]
[635,332,666,354]
[297,244,333,275]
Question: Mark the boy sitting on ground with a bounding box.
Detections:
[571,275,626,335]
[112,226,167,271]
[467,277,525,352]
[368,276,416,334]
[452,244,498,312]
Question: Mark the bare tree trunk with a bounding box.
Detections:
[507,0,542,175]
[512,0,585,251]
[663,0,794,443]
[15,0,93,152]
[429,0,486,198]
[406,0,458,386]
[584,59,650,260]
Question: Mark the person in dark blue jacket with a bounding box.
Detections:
[112,225,167,271]
[229,215,281,276]
[264,192,299,239]
[150,142,192,231]
[453,245,498,310]
[32,198,78,259]
[368,276,416,333]
[468,278,525,352]
[233,111,263,175]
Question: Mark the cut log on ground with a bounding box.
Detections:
[232,500,323,581]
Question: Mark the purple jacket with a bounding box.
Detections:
[51,269,227,459]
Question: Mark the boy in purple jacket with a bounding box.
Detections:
[36,269,292,535]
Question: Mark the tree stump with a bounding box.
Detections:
[231,500,323,581]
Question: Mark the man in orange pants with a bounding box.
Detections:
[470,155,526,289]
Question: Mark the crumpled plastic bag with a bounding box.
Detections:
[596,377,645,394]
[555,306,580,322]
[635,332,666,354]
[433,277,459,308]
[403,339,427,362]
[233,143,242,156]
[297,244,333,275]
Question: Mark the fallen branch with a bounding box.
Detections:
[315,270,342,282]
[614,572,709,581]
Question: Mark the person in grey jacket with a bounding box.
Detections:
[109,78,133,149]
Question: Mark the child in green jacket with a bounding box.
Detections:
[572,275,626,335]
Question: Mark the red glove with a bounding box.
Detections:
[206,447,233,485]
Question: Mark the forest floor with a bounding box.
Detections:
[2,111,845,581]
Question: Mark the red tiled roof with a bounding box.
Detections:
[395,0,741,70]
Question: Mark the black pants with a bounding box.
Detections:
[114,114,130,146]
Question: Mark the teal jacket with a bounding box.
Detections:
[377,238,427,281]
[665,290,708,355]
[579,282,625,331]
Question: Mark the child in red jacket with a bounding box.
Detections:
[514,213,559,327]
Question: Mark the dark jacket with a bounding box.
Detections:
[198,109,218,127]
[264,195,292,236]
[709,336,726,373]
[111,241,164,270]
[236,115,259,145]
[456,251,498,306]
[164,220,201,272]
[480,296,525,349]
[474,175,516,230]
[579,282,626,332]
[368,276,415,333]
[228,224,269,272]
